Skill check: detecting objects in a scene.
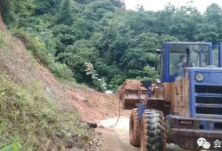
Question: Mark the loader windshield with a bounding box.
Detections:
[169,44,210,75]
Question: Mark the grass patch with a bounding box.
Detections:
[0,72,87,150]
[12,29,75,82]
[48,62,74,81]
[59,79,88,90]
[0,33,4,48]
[12,28,54,66]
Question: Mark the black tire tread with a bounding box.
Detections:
[141,109,166,151]
[129,108,141,147]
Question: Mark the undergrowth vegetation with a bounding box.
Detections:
[0,34,4,48]
[12,29,74,81]
[0,73,86,150]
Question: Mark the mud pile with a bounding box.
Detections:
[118,80,147,100]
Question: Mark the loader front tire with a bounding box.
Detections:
[129,108,141,147]
[140,109,166,151]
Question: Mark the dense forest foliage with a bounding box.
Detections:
[1,0,222,91]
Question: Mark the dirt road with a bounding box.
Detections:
[98,117,139,151]
[97,117,185,151]
[99,129,138,151]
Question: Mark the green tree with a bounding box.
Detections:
[205,3,222,26]
[34,0,60,15]
[57,0,73,25]
[169,5,203,41]
[83,1,115,21]
[109,0,125,8]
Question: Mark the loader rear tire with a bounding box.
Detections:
[140,109,166,151]
[129,108,141,147]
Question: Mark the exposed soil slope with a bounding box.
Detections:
[0,12,131,151]
[66,87,130,123]
[0,11,129,128]
[0,19,70,108]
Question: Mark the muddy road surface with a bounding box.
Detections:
[97,117,206,151]
[96,117,138,151]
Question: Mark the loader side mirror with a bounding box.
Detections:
[155,79,161,84]
[156,49,162,54]
[140,80,152,88]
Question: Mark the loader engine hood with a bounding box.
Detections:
[176,67,222,118]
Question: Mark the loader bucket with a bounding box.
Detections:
[122,89,148,110]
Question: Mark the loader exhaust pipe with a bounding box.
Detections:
[186,48,190,67]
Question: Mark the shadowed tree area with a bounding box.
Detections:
[1,0,222,90]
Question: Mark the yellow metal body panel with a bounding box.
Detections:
[151,72,190,117]
[173,75,190,117]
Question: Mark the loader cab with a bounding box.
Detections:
[159,42,214,83]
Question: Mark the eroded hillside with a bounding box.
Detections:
[0,12,128,150]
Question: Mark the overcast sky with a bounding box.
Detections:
[124,0,222,13]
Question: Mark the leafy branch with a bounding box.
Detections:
[84,62,107,92]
